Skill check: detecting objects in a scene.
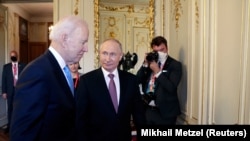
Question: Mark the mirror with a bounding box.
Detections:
[94,0,155,71]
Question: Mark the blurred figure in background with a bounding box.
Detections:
[69,62,83,92]
[1,50,26,134]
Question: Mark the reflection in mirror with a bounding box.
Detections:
[94,0,154,71]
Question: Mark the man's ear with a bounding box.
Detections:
[61,34,68,48]
[119,53,124,61]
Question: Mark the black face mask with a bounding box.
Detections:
[11,56,17,62]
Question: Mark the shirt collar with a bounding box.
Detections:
[160,55,168,66]
[12,62,18,66]
[101,67,118,78]
[49,46,66,69]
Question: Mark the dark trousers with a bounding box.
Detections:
[6,91,14,132]
[145,108,177,125]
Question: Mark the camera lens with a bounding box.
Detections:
[146,51,158,62]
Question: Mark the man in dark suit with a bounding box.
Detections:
[1,50,26,133]
[76,39,146,141]
[10,15,89,141]
[137,36,182,125]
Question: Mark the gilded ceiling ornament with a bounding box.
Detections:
[74,0,79,15]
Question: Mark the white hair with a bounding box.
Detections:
[49,15,88,41]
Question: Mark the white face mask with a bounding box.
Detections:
[158,51,168,63]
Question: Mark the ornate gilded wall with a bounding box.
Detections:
[94,0,154,71]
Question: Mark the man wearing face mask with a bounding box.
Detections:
[136,36,182,125]
[1,50,26,133]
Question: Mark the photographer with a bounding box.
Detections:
[136,36,182,125]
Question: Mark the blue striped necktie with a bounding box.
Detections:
[63,65,74,96]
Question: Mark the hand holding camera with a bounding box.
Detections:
[142,92,156,105]
[145,51,158,63]
[145,51,161,74]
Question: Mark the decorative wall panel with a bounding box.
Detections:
[94,0,154,70]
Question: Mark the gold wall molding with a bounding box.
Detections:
[171,0,184,32]
[195,0,199,31]
[103,16,120,39]
[134,17,151,27]
[148,0,154,40]
[99,3,134,13]
[108,17,116,27]
[74,0,79,15]
[171,0,199,32]
[94,0,100,68]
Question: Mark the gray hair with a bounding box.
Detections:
[100,38,123,53]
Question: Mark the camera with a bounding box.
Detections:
[146,51,158,63]
[142,92,156,105]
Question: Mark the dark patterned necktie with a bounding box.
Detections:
[158,62,161,68]
[108,74,118,112]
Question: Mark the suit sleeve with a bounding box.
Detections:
[131,76,146,127]
[10,66,49,141]
[1,65,7,94]
[75,75,88,141]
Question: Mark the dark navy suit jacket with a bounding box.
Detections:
[76,68,146,141]
[10,50,76,141]
[1,61,26,129]
[2,62,26,98]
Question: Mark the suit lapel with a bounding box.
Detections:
[17,62,23,75]
[7,63,14,80]
[162,56,173,70]
[45,50,75,101]
[117,70,128,114]
[154,56,173,90]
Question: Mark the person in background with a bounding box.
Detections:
[1,50,26,134]
[10,15,89,141]
[136,36,182,125]
[69,62,83,92]
[76,38,146,141]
